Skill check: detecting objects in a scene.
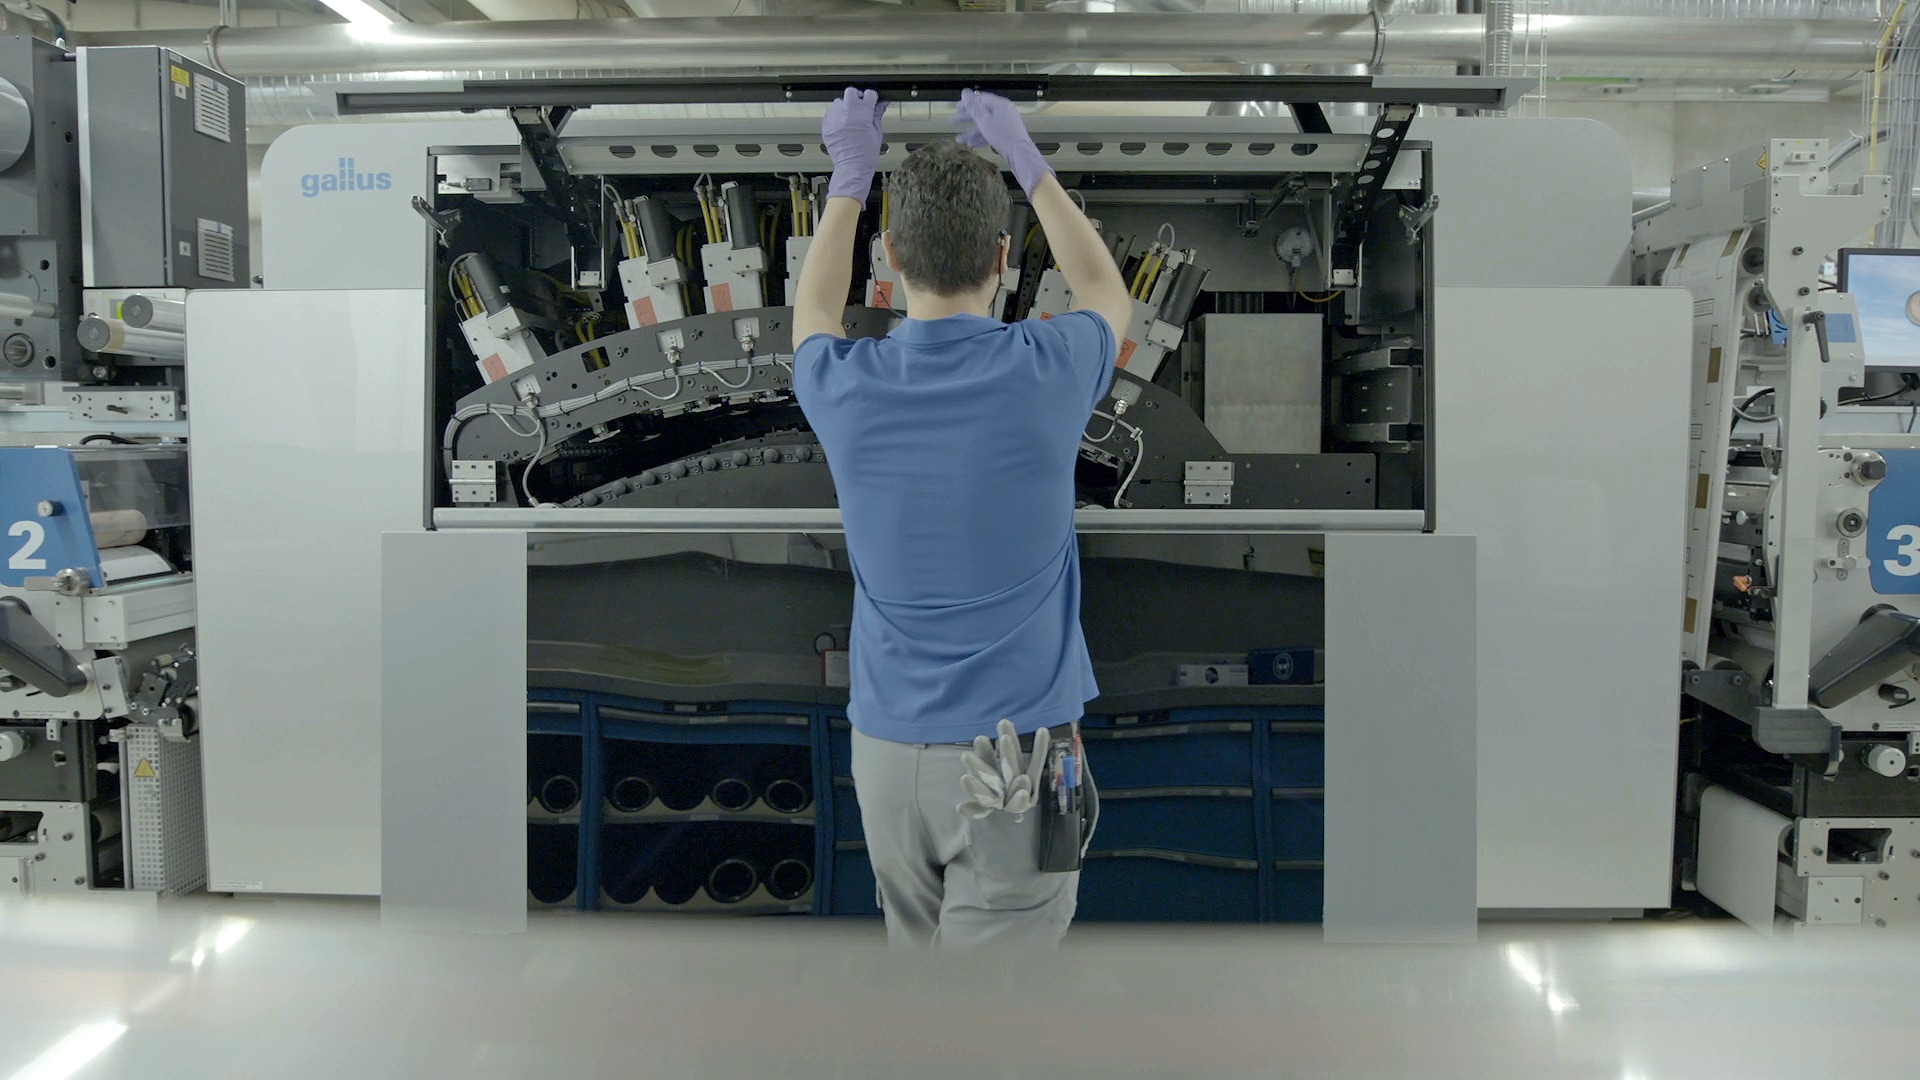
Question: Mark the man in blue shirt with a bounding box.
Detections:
[791,89,1134,946]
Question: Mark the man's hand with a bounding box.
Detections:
[951,89,1051,196]
[793,87,882,349]
[823,87,887,202]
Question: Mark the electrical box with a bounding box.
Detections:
[79,46,248,290]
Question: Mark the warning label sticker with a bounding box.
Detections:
[133,758,156,779]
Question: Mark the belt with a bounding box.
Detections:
[949,720,1077,751]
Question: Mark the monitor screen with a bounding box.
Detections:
[1837,248,1920,370]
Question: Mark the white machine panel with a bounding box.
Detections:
[1437,286,1693,911]
[189,289,427,895]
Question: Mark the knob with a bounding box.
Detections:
[1863,744,1908,778]
[0,729,30,762]
[1858,458,1888,481]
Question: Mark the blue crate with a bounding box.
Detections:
[1079,722,1255,789]
[1077,852,1261,922]
[1267,723,1325,787]
[1270,792,1325,861]
[1089,791,1257,861]
[830,845,881,916]
[1269,865,1324,923]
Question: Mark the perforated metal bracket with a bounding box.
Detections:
[1328,103,1417,289]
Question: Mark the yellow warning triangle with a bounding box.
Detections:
[133,758,156,779]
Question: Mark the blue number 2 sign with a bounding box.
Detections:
[1870,450,1920,595]
[0,448,103,589]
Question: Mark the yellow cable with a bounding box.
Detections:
[1872,2,1907,176]
[1297,289,1345,303]
[1140,253,1166,299]
[879,187,889,231]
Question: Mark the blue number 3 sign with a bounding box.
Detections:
[1869,450,1920,595]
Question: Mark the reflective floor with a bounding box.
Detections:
[2,895,1913,1080]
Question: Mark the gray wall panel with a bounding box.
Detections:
[1324,532,1477,943]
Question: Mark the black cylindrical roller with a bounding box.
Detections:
[723,182,758,250]
[763,858,813,902]
[633,196,677,261]
[705,856,760,904]
[608,775,655,814]
[1155,259,1208,325]
[537,774,580,815]
[710,776,756,812]
[460,252,512,316]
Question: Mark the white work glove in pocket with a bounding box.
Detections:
[958,718,1050,821]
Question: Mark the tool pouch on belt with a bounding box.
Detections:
[1037,725,1097,874]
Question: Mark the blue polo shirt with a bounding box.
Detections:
[794,310,1115,744]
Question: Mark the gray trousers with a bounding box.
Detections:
[850,728,1080,947]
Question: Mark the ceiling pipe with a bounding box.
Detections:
[77,14,1879,80]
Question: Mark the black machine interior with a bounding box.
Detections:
[425,104,1433,516]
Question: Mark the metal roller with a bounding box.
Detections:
[0,292,55,321]
[76,316,187,362]
[122,295,187,333]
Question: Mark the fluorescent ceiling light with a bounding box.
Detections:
[316,0,403,25]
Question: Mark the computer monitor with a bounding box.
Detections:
[1836,247,1920,371]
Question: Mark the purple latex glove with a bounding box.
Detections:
[822,87,886,201]
[952,89,1051,195]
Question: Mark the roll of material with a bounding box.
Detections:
[0,78,28,173]
[607,775,655,813]
[0,292,55,321]
[121,295,187,332]
[763,857,813,902]
[704,856,759,904]
[710,776,756,812]
[77,316,186,361]
[98,545,172,584]
[90,509,149,550]
[536,773,581,815]
[762,777,812,816]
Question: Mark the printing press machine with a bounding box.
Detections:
[187,72,1693,935]
[1636,142,1920,933]
[0,42,248,899]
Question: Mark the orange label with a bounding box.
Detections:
[1117,339,1138,368]
[870,280,894,308]
[710,283,733,312]
[631,295,657,327]
[480,354,508,382]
